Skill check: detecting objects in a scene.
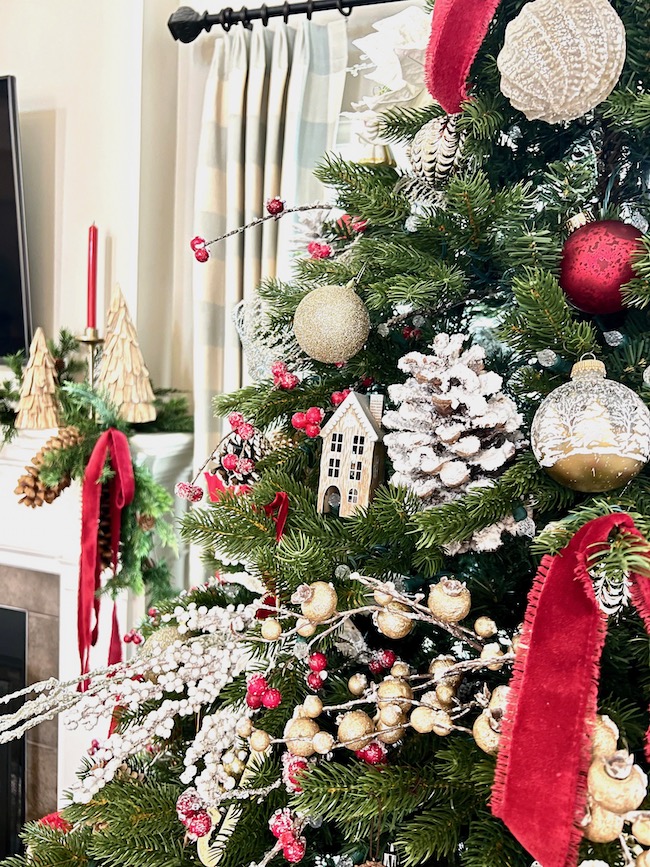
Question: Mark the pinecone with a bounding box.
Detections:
[409,115,465,187]
[212,428,271,488]
[98,484,114,570]
[14,426,83,508]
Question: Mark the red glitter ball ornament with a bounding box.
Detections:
[559,220,644,315]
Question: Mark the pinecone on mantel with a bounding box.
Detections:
[14,426,83,508]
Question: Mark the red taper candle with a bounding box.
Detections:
[87,223,98,330]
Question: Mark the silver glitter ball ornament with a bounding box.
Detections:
[531,358,650,492]
[293,282,370,364]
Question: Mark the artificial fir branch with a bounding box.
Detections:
[502,267,599,357]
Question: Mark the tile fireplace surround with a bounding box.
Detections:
[0,429,193,814]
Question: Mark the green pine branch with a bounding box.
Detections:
[314,155,410,226]
[501,267,599,358]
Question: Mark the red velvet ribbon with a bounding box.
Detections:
[78,429,135,689]
[264,491,289,542]
[425,0,503,114]
[491,513,650,867]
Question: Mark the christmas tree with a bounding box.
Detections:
[14,327,60,430]
[5,1,650,866]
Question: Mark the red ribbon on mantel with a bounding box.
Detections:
[425,0,503,114]
[264,492,289,542]
[78,429,135,689]
[491,513,650,867]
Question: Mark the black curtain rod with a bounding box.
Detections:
[169,0,397,42]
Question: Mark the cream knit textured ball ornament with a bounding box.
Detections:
[496,0,626,124]
[293,283,371,364]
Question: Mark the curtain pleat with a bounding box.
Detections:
[192,19,348,467]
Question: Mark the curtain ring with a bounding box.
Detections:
[219,7,233,30]
[240,6,253,28]
[336,0,352,16]
[283,0,291,23]
[306,0,314,19]
[260,3,269,25]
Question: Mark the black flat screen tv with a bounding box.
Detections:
[0,76,31,358]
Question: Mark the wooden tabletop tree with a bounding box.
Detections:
[15,326,60,430]
[97,285,156,424]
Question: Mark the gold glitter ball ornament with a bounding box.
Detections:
[583,802,624,844]
[337,710,375,751]
[285,717,320,757]
[301,581,338,623]
[292,282,371,364]
[496,0,626,124]
[631,813,650,846]
[531,359,650,492]
[376,602,413,639]
[377,678,414,713]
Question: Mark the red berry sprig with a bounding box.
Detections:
[269,809,306,863]
[227,412,256,442]
[307,240,332,260]
[266,197,285,216]
[246,674,282,709]
[306,651,328,691]
[271,361,299,390]
[174,481,203,502]
[123,628,143,645]
[355,740,387,765]
[331,389,351,406]
[291,406,324,438]
[368,649,396,674]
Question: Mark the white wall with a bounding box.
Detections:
[0,0,178,387]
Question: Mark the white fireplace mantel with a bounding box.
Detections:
[0,429,193,803]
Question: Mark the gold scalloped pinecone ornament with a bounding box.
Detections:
[14,426,83,508]
[409,115,465,187]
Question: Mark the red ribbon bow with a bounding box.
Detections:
[491,513,650,867]
[425,0,503,114]
[78,429,135,688]
[264,491,289,542]
[204,472,252,501]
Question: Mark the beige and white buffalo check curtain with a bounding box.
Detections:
[192,20,348,462]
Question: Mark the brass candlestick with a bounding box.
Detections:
[78,326,104,389]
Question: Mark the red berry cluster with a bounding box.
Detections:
[281,752,310,793]
[190,236,209,263]
[176,789,213,839]
[246,674,282,709]
[228,412,255,441]
[307,240,332,259]
[336,214,368,234]
[123,628,143,646]
[221,453,255,475]
[355,740,387,765]
[255,594,278,620]
[174,481,203,502]
[269,809,307,863]
[402,326,422,340]
[291,406,324,438]
[266,197,286,216]
[368,649,396,675]
[271,360,299,390]
[88,738,100,756]
[306,651,328,691]
[331,389,351,406]
[38,812,73,833]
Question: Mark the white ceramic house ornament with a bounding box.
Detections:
[317,392,385,517]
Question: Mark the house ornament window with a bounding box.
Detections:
[328,457,341,478]
[331,432,343,453]
[349,461,362,481]
[352,434,365,455]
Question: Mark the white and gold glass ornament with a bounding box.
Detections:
[531,359,650,492]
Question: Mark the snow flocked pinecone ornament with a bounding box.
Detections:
[15,426,83,508]
[212,426,271,489]
[383,334,526,553]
